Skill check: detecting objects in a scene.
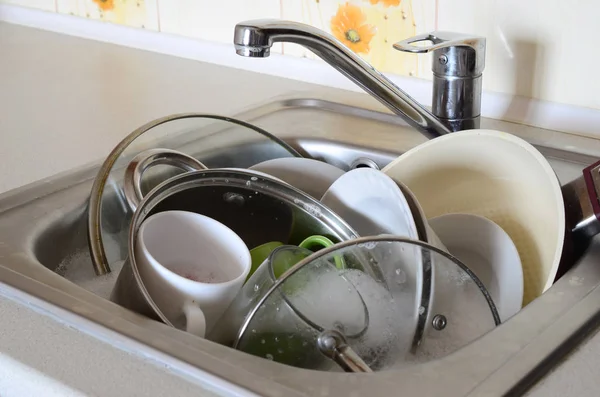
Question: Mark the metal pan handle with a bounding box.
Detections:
[317,329,373,373]
[123,148,207,211]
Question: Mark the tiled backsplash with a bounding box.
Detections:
[3,0,598,111]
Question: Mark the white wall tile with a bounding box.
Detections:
[438,0,600,109]
[8,0,600,110]
[0,0,55,11]
[57,0,159,30]
[281,0,435,77]
[158,0,280,47]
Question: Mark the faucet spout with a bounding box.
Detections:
[234,19,452,139]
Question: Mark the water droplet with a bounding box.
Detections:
[223,192,245,206]
[253,284,259,292]
[418,306,425,315]
[245,181,251,186]
[261,339,266,344]
[265,354,274,360]
[394,268,406,284]
[277,348,284,354]
[302,341,308,347]
[251,176,258,181]
[252,329,257,333]
[358,241,377,249]
[224,179,229,183]
[275,306,280,311]
[274,336,279,342]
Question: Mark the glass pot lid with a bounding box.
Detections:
[88,113,302,275]
[234,236,500,372]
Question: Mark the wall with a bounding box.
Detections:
[2,0,598,111]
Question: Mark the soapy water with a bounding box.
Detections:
[55,248,124,300]
[357,241,378,250]
[342,269,414,370]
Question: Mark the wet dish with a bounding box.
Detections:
[429,213,523,322]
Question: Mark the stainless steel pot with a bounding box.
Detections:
[110,168,360,327]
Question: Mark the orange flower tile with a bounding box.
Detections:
[368,0,402,6]
[93,0,115,11]
[330,3,376,54]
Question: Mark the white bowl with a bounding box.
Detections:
[383,129,564,305]
[429,213,524,322]
[249,157,345,199]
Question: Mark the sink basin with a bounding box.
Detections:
[2,97,600,396]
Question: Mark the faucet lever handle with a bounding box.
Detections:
[393,31,485,77]
[393,31,485,54]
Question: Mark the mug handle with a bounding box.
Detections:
[299,236,346,270]
[123,148,207,211]
[183,301,207,338]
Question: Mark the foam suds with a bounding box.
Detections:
[56,248,123,300]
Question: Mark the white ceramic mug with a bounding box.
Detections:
[135,210,251,337]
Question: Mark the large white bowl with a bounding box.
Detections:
[429,213,524,322]
[383,130,564,305]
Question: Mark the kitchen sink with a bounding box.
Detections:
[2,97,600,396]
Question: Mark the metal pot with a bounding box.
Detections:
[110,168,360,327]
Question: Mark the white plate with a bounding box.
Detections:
[320,168,418,238]
[249,158,345,199]
[321,168,423,343]
[429,213,524,322]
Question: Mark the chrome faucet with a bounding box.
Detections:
[233,20,486,139]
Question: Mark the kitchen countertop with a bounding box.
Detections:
[0,21,599,396]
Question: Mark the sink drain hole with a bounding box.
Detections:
[350,158,380,170]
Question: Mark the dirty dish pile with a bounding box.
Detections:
[93,120,556,373]
[108,154,505,372]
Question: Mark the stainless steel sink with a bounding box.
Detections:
[2,98,600,396]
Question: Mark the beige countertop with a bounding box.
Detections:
[0,21,599,397]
